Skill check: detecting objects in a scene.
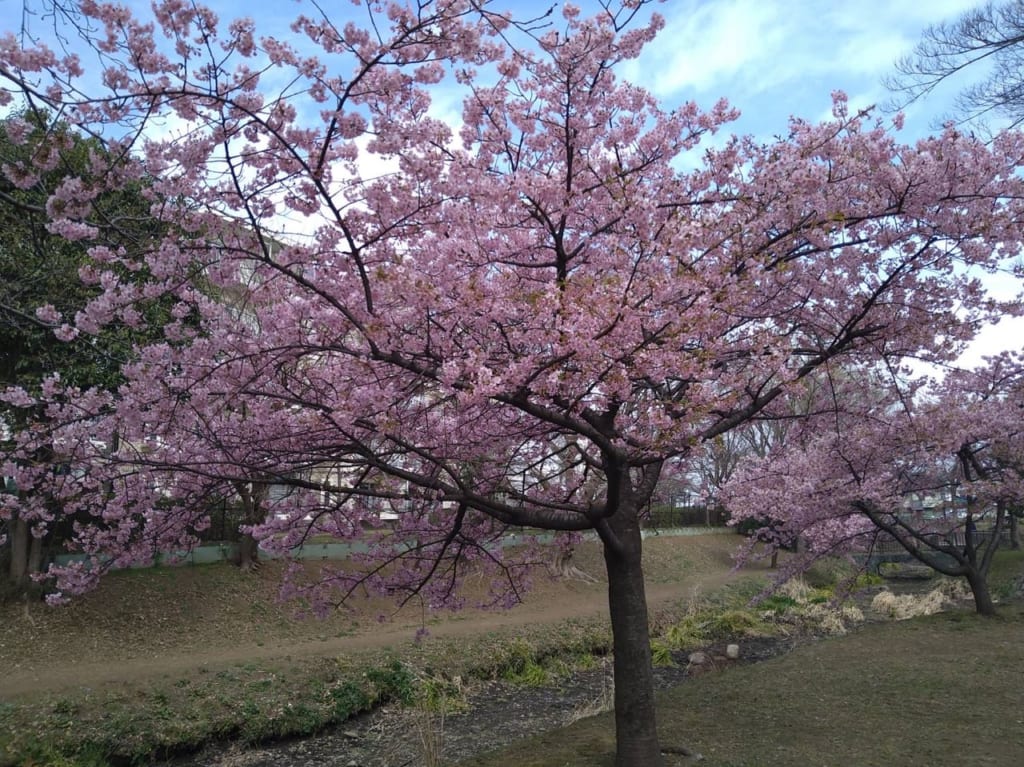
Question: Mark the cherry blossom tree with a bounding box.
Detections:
[3,1,1024,763]
[723,356,1024,616]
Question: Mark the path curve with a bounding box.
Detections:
[2,563,747,699]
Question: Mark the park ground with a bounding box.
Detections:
[1,533,1022,766]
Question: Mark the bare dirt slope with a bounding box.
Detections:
[1,533,757,699]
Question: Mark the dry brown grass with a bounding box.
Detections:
[871,587,949,619]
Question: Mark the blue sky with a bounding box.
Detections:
[588,0,995,143]
[161,0,986,139]
[619,0,981,140]
[10,0,1020,364]
[12,0,984,139]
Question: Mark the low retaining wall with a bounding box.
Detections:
[51,540,371,568]
[51,526,734,570]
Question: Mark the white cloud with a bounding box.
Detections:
[960,317,1024,368]
[621,0,981,139]
[623,0,793,96]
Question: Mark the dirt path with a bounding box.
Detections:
[0,534,751,699]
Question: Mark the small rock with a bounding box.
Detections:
[687,651,707,665]
[342,730,360,740]
[726,643,740,659]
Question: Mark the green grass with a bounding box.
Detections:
[3,543,1019,767]
[0,653,438,766]
[460,604,1024,767]
[0,617,618,767]
[1,534,706,766]
[989,547,1024,599]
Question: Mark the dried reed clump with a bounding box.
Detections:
[777,577,813,602]
[802,603,865,635]
[934,578,972,600]
[871,588,948,620]
[840,604,865,624]
[413,707,446,767]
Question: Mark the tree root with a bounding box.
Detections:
[549,547,599,583]
[556,564,599,583]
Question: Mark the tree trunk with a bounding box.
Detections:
[232,480,267,571]
[603,507,665,767]
[28,533,42,576]
[8,516,29,586]
[1010,514,1021,550]
[237,532,260,571]
[966,570,996,616]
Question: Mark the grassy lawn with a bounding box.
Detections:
[460,604,1024,767]
[1,543,1020,766]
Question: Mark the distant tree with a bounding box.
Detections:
[724,359,1024,615]
[0,114,155,391]
[1008,504,1023,548]
[887,0,1024,129]
[691,380,823,560]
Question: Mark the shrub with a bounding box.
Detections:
[415,673,468,713]
[329,681,372,719]
[760,594,799,613]
[365,659,416,706]
[650,639,677,667]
